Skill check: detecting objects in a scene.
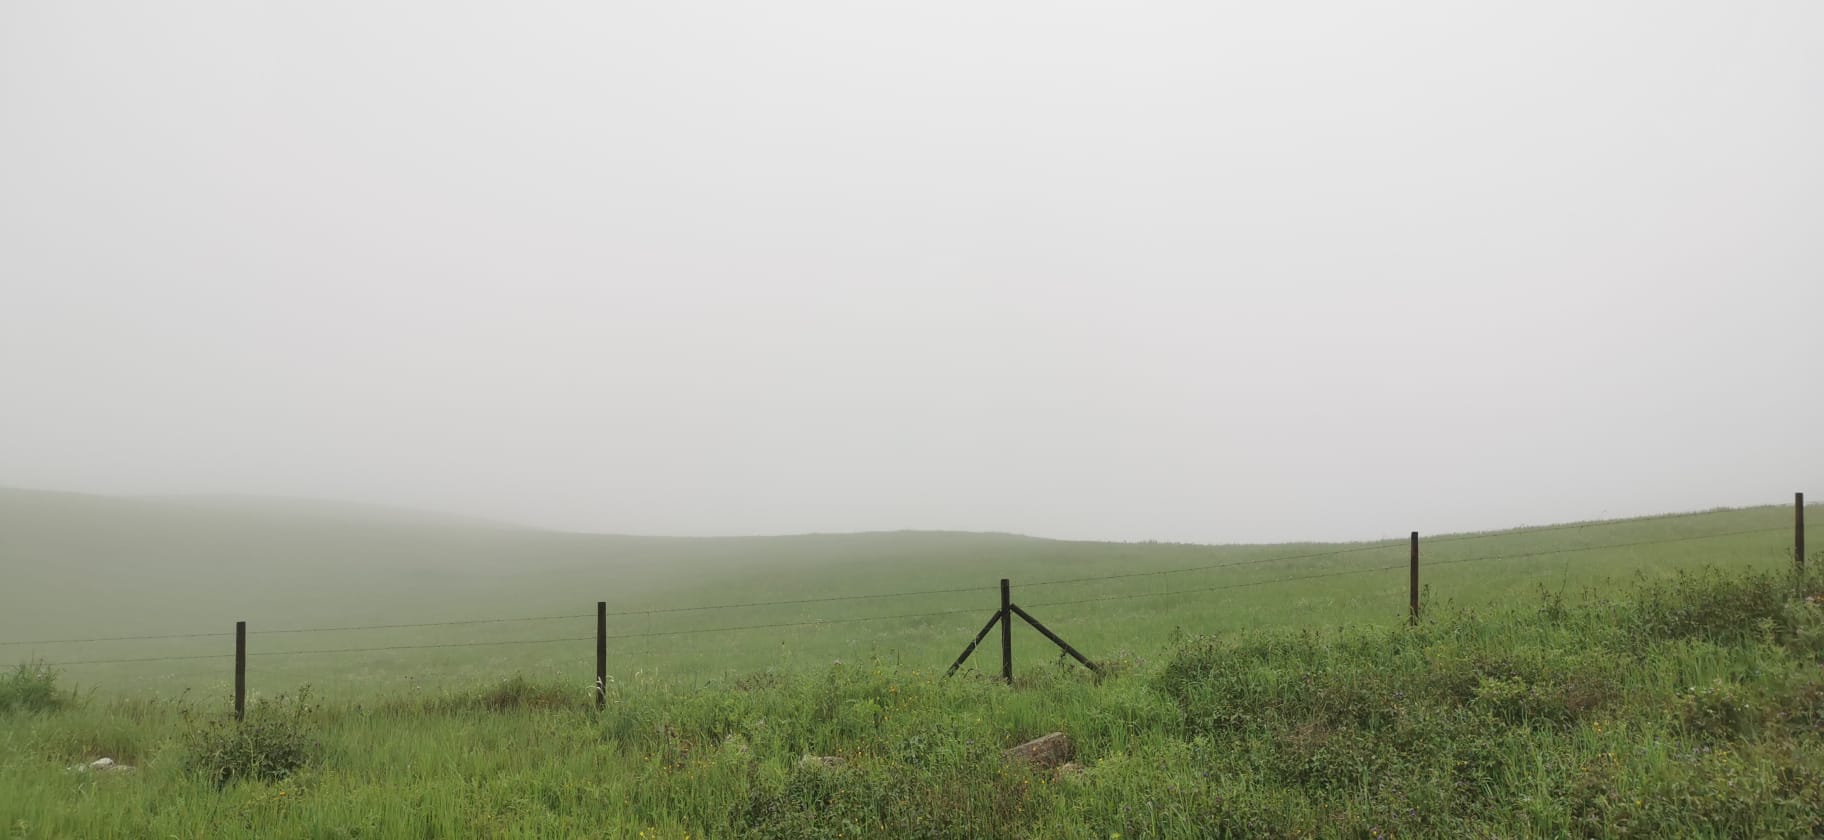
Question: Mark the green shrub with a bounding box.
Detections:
[1629,568,1811,645]
[1777,597,1824,661]
[182,689,319,785]
[0,660,75,713]
[1677,679,1760,740]
[1147,568,1824,836]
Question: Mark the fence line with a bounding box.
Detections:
[1025,564,1413,609]
[12,511,1796,649]
[1022,525,1791,610]
[8,496,1810,695]
[0,587,995,648]
[5,523,1796,652]
[1418,508,1784,547]
[0,629,236,647]
[262,614,594,636]
[31,652,234,667]
[1420,525,1789,569]
[4,515,1793,649]
[28,607,999,668]
[590,584,992,619]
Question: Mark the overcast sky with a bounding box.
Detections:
[2,1,1819,543]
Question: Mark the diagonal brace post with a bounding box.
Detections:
[945,609,1005,677]
[1008,604,1100,674]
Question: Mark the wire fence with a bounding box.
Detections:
[5,498,1811,687]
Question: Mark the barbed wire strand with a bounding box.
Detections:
[1422,525,1787,569]
[1420,509,1789,547]
[1023,522,1788,591]
[261,614,591,635]
[1024,525,1790,610]
[1022,541,1406,589]
[595,584,991,619]
[0,630,235,648]
[0,584,995,647]
[36,606,991,667]
[250,584,992,634]
[1027,565,1409,609]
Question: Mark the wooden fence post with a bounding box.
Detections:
[596,601,607,711]
[1000,578,1012,684]
[234,620,246,721]
[1798,492,1806,579]
[1409,532,1420,625]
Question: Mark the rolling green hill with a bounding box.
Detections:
[0,487,1806,700]
[2,487,1821,837]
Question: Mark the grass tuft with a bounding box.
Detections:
[181,688,319,786]
[0,660,75,714]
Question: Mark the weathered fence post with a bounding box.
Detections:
[234,620,246,721]
[596,601,607,711]
[1000,578,1012,683]
[1409,532,1420,625]
[1798,492,1806,578]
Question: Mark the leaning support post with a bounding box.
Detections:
[1008,604,1100,674]
[234,620,246,721]
[945,609,1004,677]
[595,601,607,711]
[1000,578,1013,683]
[1409,531,1420,625]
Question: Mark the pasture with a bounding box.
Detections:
[0,488,1802,700]
[3,489,1821,838]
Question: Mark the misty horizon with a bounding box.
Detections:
[4,2,1820,545]
[0,481,1806,549]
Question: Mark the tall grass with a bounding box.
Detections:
[0,660,75,713]
[3,565,1822,838]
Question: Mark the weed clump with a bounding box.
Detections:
[1147,566,1824,837]
[392,674,586,714]
[1628,567,1821,645]
[182,689,319,785]
[735,754,1035,839]
[0,661,76,713]
[472,674,580,711]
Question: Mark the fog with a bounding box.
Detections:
[2,1,1819,543]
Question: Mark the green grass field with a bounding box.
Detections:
[0,488,1806,700]
[2,488,1821,837]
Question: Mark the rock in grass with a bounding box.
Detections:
[68,758,135,775]
[1003,732,1073,769]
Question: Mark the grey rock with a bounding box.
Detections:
[1004,732,1074,769]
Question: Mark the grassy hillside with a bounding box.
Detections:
[4,563,1822,837]
[0,487,1808,702]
